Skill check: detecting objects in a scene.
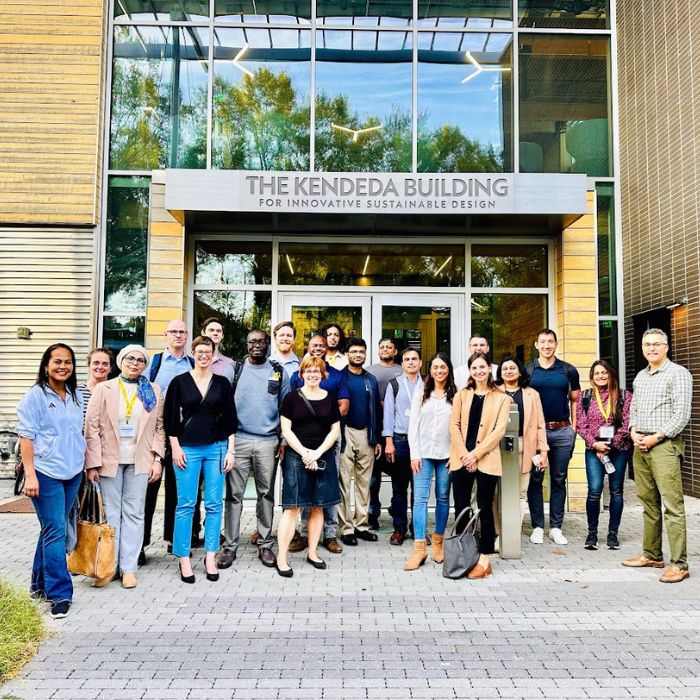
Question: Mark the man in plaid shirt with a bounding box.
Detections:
[623,328,693,583]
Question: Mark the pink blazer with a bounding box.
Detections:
[84,378,165,477]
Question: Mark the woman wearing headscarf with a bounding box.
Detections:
[84,345,165,589]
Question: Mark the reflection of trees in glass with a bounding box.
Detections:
[213,69,310,170]
[195,242,272,285]
[471,246,547,287]
[103,315,146,354]
[418,123,502,173]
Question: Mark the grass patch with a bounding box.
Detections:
[0,578,46,684]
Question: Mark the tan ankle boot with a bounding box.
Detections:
[432,533,445,563]
[404,540,428,571]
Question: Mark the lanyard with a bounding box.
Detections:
[594,387,611,421]
[119,379,138,423]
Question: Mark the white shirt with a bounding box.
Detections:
[408,390,452,461]
[326,351,348,370]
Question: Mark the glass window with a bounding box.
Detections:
[288,305,363,359]
[215,1,311,23]
[519,35,611,176]
[114,0,210,21]
[471,293,548,364]
[279,242,464,286]
[599,319,619,369]
[194,241,273,285]
[110,26,208,170]
[105,177,150,313]
[315,30,412,172]
[317,0,411,27]
[471,244,547,288]
[103,315,146,354]
[417,1,512,27]
[596,183,616,315]
[519,1,609,29]
[212,28,311,170]
[193,291,272,359]
[417,33,512,173]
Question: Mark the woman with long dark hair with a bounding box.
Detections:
[575,359,632,550]
[405,352,456,570]
[450,353,511,580]
[16,344,86,619]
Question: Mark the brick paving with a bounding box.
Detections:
[2,479,700,699]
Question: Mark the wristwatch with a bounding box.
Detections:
[153,455,162,463]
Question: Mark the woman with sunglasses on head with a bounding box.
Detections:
[164,335,236,583]
[450,352,511,580]
[16,344,86,619]
[84,345,165,589]
[575,360,632,551]
[77,348,114,423]
[405,352,456,571]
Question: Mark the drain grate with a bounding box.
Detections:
[0,497,34,514]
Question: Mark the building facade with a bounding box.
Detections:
[1,1,630,511]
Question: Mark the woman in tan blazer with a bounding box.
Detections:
[85,345,165,589]
[497,357,549,526]
[449,352,511,579]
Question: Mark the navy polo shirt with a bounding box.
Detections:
[528,358,580,423]
[346,370,370,429]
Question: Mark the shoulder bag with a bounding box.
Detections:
[442,507,481,579]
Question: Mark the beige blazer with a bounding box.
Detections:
[84,378,165,477]
[498,386,549,474]
[449,388,511,476]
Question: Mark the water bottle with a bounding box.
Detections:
[601,454,615,474]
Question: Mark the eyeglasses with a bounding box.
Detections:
[123,355,147,365]
[167,330,187,335]
[247,339,268,346]
[642,342,667,349]
[193,351,213,358]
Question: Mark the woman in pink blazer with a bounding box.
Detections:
[84,345,165,589]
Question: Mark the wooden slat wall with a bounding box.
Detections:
[0,227,96,432]
[0,0,106,225]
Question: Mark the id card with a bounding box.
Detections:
[119,422,136,438]
[599,425,615,440]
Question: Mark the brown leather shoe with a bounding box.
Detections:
[323,537,343,554]
[467,562,493,580]
[258,547,277,568]
[288,531,308,553]
[217,548,237,569]
[621,555,664,568]
[660,565,689,583]
[389,531,405,546]
[251,531,260,545]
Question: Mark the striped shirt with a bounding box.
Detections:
[629,359,693,438]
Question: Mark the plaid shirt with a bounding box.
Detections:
[630,359,693,438]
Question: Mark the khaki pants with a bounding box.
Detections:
[633,438,688,569]
[338,427,375,535]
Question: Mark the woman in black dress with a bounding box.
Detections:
[276,356,341,577]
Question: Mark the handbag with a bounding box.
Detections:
[13,457,25,496]
[442,507,481,579]
[67,481,116,580]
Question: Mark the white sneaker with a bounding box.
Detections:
[494,536,500,553]
[530,527,544,544]
[549,528,568,545]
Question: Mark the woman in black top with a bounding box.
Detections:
[276,356,341,577]
[164,336,235,583]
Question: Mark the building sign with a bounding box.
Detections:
[165,170,588,216]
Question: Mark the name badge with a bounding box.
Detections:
[599,426,615,440]
[404,408,412,417]
[120,423,136,438]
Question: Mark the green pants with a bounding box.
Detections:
[633,438,687,569]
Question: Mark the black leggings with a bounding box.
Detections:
[451,468,500,555]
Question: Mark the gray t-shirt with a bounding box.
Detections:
[367,363,404,402]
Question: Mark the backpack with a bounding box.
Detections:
[149,352,194,382]
[231,358,285,406]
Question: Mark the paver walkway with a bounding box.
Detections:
[2,479,700,699]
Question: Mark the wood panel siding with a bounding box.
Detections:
[0,1,106,225]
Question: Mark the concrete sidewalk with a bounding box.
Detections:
[1,479,700,699]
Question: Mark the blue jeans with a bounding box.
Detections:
[412,458,450,541]
[31,470,82,603]
[585,447,629,534]
[173,441,226,557]
[528,426,575,529]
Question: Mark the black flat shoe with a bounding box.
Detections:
[138,548,147,567]
[341,534,358,546]
[203,557,219,582]
[275,562,293,578]
[306,556,327,570]
[178,562,195,584]
[354,529,379,542]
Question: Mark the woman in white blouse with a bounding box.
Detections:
[405,352,456,571]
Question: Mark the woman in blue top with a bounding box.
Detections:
[16,343,87,619]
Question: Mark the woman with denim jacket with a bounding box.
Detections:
[16,344,87,619]
[575,359,632,551]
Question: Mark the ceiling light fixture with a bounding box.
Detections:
[232,43,253,77]
[362,255,370,275]
[331,123,383,143]
[285,254,294,276]
[434,255,453,276]
[461,51,511,84]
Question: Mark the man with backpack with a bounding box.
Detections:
[218,329,290,569]
[526,328,581,546]
[141,319,196,564]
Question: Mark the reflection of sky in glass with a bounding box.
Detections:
[215,0,312,22]
[115,0,210,21]
[417,34,511,149]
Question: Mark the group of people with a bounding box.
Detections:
[16,318,692,619]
